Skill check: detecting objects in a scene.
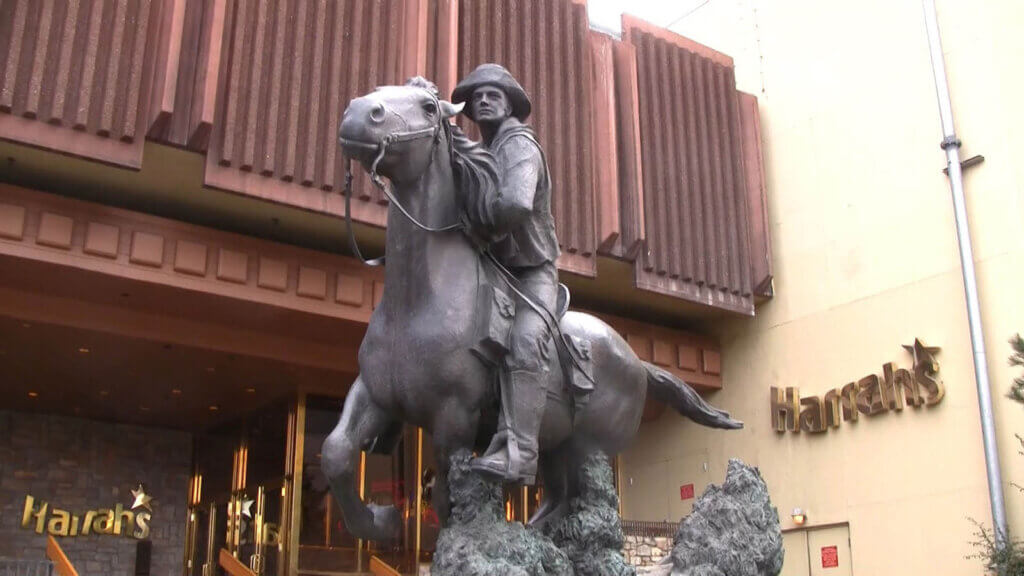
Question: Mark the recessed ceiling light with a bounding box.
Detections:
[208,405,219,411]
[245,387,256,393]
[78,347,90,354]
[171,389,182,395]
[27,391,38,398]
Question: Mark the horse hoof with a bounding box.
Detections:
[368,503,402,540]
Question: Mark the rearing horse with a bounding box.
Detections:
[323,78,741,541]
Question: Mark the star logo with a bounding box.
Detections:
[903,338,941,371]
[131,485,153,512]
[239,497,255,518]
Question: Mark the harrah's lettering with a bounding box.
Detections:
[20,493,151,540]
[771,339,943,433]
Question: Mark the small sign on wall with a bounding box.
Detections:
[679,484,694,500]
[821,545,839,568]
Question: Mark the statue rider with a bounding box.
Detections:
[451,64,560,485]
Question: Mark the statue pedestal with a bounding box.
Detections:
[431,450,634,576]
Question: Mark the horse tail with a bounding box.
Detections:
[643,361,743,429]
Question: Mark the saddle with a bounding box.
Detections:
[470,275,594,399]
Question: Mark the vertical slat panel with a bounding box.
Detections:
[120,0,152,141]
[623,15,755,315]
[241,0,268,171]
[23,0,55,119]
[0,0,29,112]
[717,67,742,296]
[453,0,596,275]
[204,0,423,228]
[301,0,328,187]
[49,0,80,124]
[98,0,128,136]
[72,0,104,130]
[682,49,706,287]
[0,0,161,167]
[610,39,645,260]
[738,90,773,299]
[669,46,693,281]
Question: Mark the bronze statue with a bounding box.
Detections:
[451,64,560,484]
[326,71,741,542]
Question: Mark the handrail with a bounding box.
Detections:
[218,549,257,576]
[46,535,79,576]
[369,555,402,576]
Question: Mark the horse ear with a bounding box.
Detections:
[440,100,465,119]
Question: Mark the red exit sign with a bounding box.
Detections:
[821,545,839,568]
[679,483,694,500]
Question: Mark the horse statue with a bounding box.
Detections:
[322,77,742,542]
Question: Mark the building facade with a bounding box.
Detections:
[616,1,1024,575]
[2,0,1015,575]
[0,1,765,575]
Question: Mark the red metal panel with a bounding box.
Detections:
[738,91,773,298]
[0,0,164,168]
[623,15,754,315]
[203,0,426,228]
[455,0,597,277]
[610,39,645,260]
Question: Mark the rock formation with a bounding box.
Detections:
[668,459,783,576]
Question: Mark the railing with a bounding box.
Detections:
[0,557,53,576]
[369,556,401,576]
[45,537,76,576]
[218,549,256,576]
[621,519,678,539]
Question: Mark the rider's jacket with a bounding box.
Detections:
[479,118,560,269]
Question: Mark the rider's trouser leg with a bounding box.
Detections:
[472,263,557,484]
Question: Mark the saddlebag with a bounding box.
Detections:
[470,282,517,367]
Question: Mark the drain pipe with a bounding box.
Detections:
[922,0,1007,542]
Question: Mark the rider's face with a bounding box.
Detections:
[471,85,511,124]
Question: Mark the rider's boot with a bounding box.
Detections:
[471,369,547,485]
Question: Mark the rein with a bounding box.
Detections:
[340,120,462,266]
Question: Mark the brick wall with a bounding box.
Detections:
[623,534,672,567]
[0,411,191,576]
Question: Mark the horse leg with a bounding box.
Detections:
[431,400,479,527]
[528,443,570,530]
[321,376,400,541]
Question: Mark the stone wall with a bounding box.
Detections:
[0,411,191,576]
[622,535,672,567]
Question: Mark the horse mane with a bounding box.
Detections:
[405,77,498,235]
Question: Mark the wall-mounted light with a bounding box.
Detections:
[791,507,807,526]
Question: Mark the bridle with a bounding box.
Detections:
[337,93,595,387]
[339,99,463,266]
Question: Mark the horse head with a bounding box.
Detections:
[339,77,463,184]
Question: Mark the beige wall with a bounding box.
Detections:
[619,1,1024,574]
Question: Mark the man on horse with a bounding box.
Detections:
[451,64,560,485]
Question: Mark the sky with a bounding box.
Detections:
[587,0,715,36]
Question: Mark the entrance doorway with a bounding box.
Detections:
[781,524,853,576]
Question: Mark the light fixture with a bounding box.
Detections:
[78,347,90,354]
[791,507,807,526]
[245,387,256,394]
[171,389,182,395]
[27,391,38,398]
[208,404,219,411]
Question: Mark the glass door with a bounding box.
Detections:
[183,401,291,576]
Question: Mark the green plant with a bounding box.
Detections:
[1008,334,1024,403]
[970,519,1024,576]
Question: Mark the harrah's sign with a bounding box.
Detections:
[771,339,943,433]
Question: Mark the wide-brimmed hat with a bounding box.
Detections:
[451,64,532,121]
